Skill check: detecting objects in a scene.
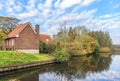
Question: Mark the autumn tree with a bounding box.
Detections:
[0,30,7,50]
[68,27,77,41]
[88,31,112,48]
[52,25,98,56]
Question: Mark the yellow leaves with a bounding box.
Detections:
[100,47,110,53]
[0,31,7,40]
[52,32,98,56]
[80,34,97,54]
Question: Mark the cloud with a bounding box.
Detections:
[45,25,59,35]
[81,0,96,6]
[72,0,97,12]
[26,0,36,10]
[0,4,3,11]
[54,0,61,8]
[59,0,80,10]
[44,0,52,8]
[18,9,39,19]
[58,0,97,10]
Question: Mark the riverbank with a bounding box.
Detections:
[0,51,55,73]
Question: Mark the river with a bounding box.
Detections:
[0,53,120,81]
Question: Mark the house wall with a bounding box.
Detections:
[14,24,39,53]
[17,50,39,54]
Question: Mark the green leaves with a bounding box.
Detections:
[53,48,70,62]
[0,31,7,45]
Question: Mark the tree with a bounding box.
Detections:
[0,31,7,43]
[0,30,7,50]
[0,16,20,34]
[56,21,68,41]
[88,31,112,48]
[68,27,77,41]
[53,25,98,56]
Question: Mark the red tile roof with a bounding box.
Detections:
[7,22,30,38]
[39,34,52,44]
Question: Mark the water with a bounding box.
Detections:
[0,53,120,81]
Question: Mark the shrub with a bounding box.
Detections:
[44,43,56,54]
[39,41,56,54]
[39,41,46,53]
[53,48,70,62]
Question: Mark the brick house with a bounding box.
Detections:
[39,34,52,44]
[5,22,39,54]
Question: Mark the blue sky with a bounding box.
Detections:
[0,0,120,44]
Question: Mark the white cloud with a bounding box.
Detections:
[72,0,97,12]
[18,9,39,19]
[7,0,15,6]
[54,0,61,8]
[26,0,36,10]
[59,0,80,10]
[81,0,96,6]
[0,4,3,10]
[45,25,59,35]
[5,0,15,13]
[44,0,52,8]
[43,9,50,18]
[13,3,23,12]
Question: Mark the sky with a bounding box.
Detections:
[0,0,120,44]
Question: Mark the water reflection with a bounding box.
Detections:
[39,53,112,81]
[1,53,119,81]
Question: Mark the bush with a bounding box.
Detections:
[39,41,46,53]
[39,41,56,54]
[53,48,70,62]
[44,43,56,54]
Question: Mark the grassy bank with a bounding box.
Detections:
[0,51,54,66]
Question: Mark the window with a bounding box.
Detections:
[46,39,49,42]
[6,40,9,46]
[11,39,14,46]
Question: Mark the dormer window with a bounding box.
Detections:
[46,39,49,42]
[16,34,19,37]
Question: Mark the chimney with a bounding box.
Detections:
[35,24,39,34]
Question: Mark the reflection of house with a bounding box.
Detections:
[39,34,52,44]
[5,22,39,54]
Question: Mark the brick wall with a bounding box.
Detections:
[14,24,39,50]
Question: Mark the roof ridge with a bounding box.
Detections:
[7,21,30,38]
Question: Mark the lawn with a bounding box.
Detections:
[0,51,54,66]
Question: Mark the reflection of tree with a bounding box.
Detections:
[51,53,112,80]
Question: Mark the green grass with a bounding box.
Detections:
[0,51,54,66]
